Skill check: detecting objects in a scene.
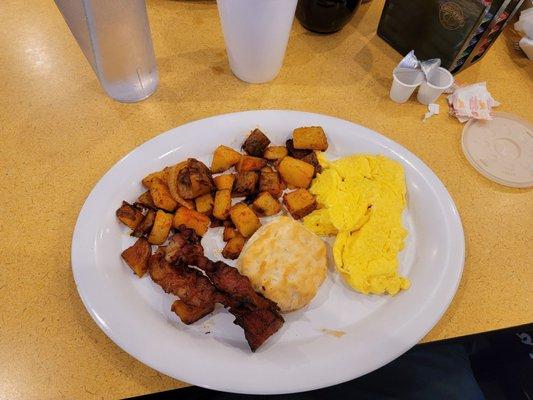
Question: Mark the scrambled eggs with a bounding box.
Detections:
[303,154,410,295]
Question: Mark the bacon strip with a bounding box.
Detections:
[147,226,284,351]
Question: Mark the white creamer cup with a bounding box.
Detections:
[417,67,454,105]
[217,0,298,84]
[389,68,424,103]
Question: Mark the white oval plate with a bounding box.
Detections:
[72,110,464,395]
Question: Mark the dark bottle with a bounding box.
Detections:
[296,0,362,34]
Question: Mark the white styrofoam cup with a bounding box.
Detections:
[217,0,298,84]
[417,67,454,105]
[389,68,424,103]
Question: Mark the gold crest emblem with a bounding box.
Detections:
[439,1,465,31]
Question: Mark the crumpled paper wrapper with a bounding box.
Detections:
[447,82,500,123]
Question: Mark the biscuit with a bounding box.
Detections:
[237,216,327,312]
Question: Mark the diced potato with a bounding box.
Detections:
[278,156,315,188]
[280,177,287,191]
[236,155,267,172]
[252,192,282,216]
[292,126,328,151]
[171,300,214,325]
[283,189,317,219]
[211,219,234,229]
[259,170,283,198]
[149,178,178,211]
[242,129,271,157]
[222,236,246,260]
[137,191,156,209]
[214,174,235,191]
[195,193,214,216]
[230,203,261,238]
[172,206,210,236]
[167,161,195,209]
[213,189,232,220]
[286,139,312,159]
[190,174,213,199]
[142,170,167,189]
[211,145,242,173]
[233,171,259,197]
[223,226,239,242]
[116,201,144,229]
[148,210,173,245]
[121,237,151,277]
[261,166,274,173]
[263,146,288,161]
[132,210,156,237]
[177,159,214,200]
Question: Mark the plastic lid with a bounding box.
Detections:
[462,112,533,188]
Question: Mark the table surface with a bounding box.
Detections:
[1,0,532,398]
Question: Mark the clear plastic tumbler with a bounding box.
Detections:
[55,0,159,102]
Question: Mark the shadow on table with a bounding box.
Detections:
[128,323,533,400]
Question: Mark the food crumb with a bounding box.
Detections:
[202,319,214,333]
[321,328,346,338]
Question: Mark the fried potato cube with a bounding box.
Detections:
[233,171,259,197]
[214,174,235,191]
[121,237,151,277]
[211,145,242,173]
[173,206,210,236]
[132,210,156,238]
[286,139,312,159]
[263,146,288,161]
[190,174,213,199]
[252,192,282,216]
[259,170,283,198]
[278,156,315,188]
[116,201,144,229]
[242,128,271,157]
[283,189,317,220]
[223,226,239,242]
[261,166,274,173]
[141,170,168,189]
[195,193,214,216]
[213,189,232,220]
[236,155,267,172]
[230,203,261,238]
[292,126,328,151]
[149,178,178,212]
[148,210,173,245]
[137,191,156,209]
[222,236,246,260]
[177,159,214,200]
[171,300,214,325]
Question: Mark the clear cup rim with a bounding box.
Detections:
[392,68,424,88]
[424,67,453,90]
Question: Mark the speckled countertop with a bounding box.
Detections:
[1,0,532,398]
